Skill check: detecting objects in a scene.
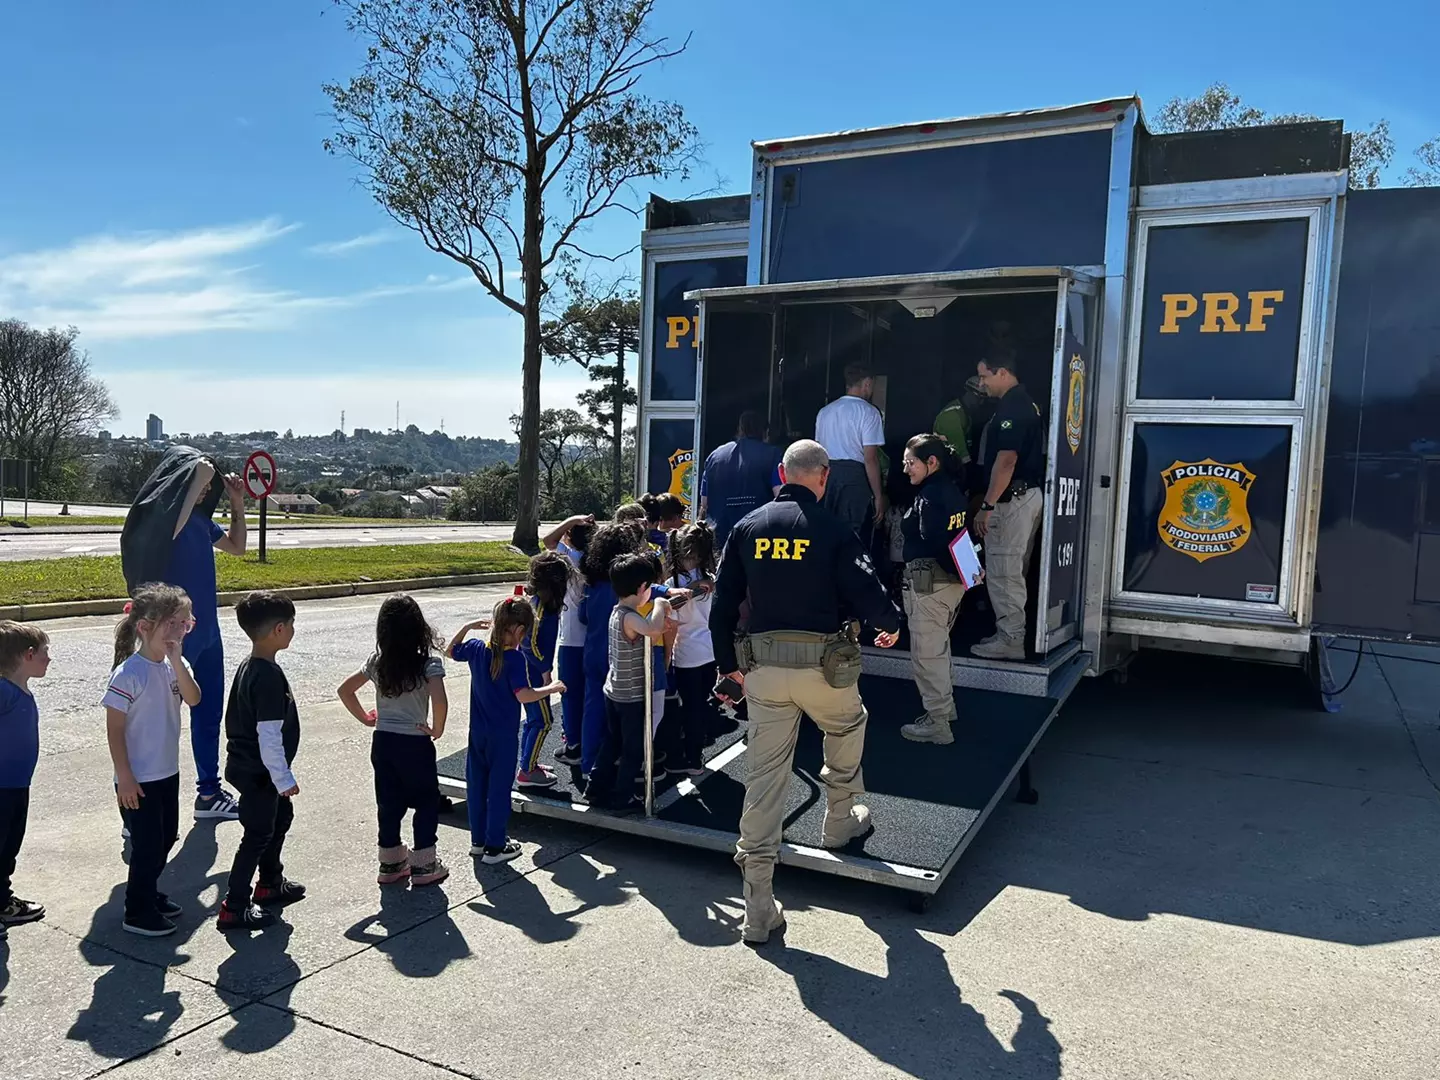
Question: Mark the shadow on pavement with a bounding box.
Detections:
[755,918,1061,1080]
[497,827,744,948]
[343,881,471,978]
[218,922,299,1052]
[67,819,225,1058]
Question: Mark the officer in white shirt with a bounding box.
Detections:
[813,362,887,546]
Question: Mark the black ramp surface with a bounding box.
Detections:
[437,704,747,804]
[659,675,1057,872]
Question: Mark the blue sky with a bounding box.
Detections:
[2,0,1435,438]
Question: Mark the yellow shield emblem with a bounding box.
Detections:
[1157,459,1255,562]
[1064,353,1085,454]
[667,448,695,507]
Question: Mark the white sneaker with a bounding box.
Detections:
[901,715,954,745]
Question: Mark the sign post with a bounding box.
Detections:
[243,451,278,563]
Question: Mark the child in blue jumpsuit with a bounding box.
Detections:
[448,598,564,865]
[517,552,568,789]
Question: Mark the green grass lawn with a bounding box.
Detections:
[0,542,529,606]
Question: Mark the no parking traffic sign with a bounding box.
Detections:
[243,451,277,500]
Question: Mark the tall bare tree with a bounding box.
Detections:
[0,320,115,495]
[542,289,638,507]
[1405,137,1440,187]
[1153,82,1395,189]
[323,0,699,550]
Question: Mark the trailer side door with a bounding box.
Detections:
[1034,272,1099,655]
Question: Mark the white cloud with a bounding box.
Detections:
[98,368,604,440]
[307,229,400,256]
[0,220,464,341]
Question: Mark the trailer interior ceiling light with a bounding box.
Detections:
[897,295,958,318]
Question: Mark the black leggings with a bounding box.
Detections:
[673,662,718,769]
[0,787,29,906]
[371,731,439,852]
[121,773,180,919]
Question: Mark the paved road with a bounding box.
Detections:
[0,499,130,517]
[7,588,1440,1079]
[0,522,526,561]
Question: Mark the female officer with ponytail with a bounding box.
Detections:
[897,433,970,746]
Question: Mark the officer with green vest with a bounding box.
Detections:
[711,438,901,944]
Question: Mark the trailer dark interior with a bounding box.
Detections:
[701,288,1063,654]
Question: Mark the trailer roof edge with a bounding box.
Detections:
[751,96,1142,155]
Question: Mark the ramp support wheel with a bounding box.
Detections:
[1016,760,1039,805]
[908,892,933,914]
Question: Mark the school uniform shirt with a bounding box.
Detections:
[453,640,529,728]
[901,473,968,564]
[0,676,40,788]
[363,654,446,737]
[814,394,885,464]
[102,653,190,784]
[525,599,560,681]
[671,570,715,669]
[164,513,225,649]
[555,541,586,649]
[223,656,301,792]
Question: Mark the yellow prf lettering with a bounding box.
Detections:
[1246,290,1284,332]
[946,512,966,531]
[666,315,693,349]
[772,538,791,560]
[753,538,771,559]
[1159,293,1198,334]
[1200,292,1242,333]
[791,538,810,560]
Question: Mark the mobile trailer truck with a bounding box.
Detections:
[441,97,1440,905]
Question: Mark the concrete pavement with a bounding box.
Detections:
[3,586,1438,1078]
[0,522,525,562]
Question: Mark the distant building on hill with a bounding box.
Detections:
[145,414,164,442]
[267,493,322,515]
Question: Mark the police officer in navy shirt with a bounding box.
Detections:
[971,353,1045,660]
[897,434,970,746]
[710,439,900,944]
[699,410,783,554]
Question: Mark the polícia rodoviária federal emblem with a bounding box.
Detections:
[1157,459,1255,562]
[1064,353,1085,454]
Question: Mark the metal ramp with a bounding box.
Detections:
[437,654,1087,901]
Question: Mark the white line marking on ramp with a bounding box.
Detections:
[63,545,98,553]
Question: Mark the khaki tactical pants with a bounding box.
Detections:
[903,580,966,721]
[734,665,867,870]
[986,487,1042,641]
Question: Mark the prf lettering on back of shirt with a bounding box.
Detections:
[666,315,701,350]
[754,537,812,560]
[946,512,966,531]
[1158,290,1285,334]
